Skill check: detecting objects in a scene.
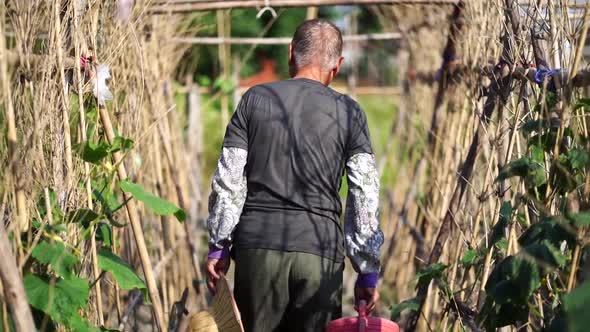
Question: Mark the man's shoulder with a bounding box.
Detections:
[245,80,291,96]
[338,93,360,108]
[243,80,361,111]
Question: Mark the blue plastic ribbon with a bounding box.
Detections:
[534,68,554,84]
[534,68,565,92]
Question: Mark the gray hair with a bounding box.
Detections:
[291,19,343,71]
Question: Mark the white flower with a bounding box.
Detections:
[93,64,113,106]
[116,0,134,22]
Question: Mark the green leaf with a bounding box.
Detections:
[521,240,566,274]
[98,249,146,292]
[485,255,540,305]
[74,140,110,164]
[92,179,123,214]
[495,238,509,253]
[31,241,78,279]
[119,180,186,222]
[477,296,529,330]
[197,75,212,87]
[390,297,422,321]
[110,136,134,153]
[100,327,121,332]
[415,263,448,289]
[518,216,576,248]
[96,223,113,246]
[67,208,100,228]
[551,154,581,194]
[569,148,590,170]
[37,189,63,222]
[213,77,235,94]
[530,144,545,163]
[24,275,92,331]
[495,155,546,189]
[516,213,528,228]
[529,131,558,152]
[70,93,80,114]
[32,219,67,237]
[575,97,590,110]
[489,202,512,248]
[496,157,532,182]
[521,117,561,136]
[67,315,101,332]
[564,281,590,332]
[567,212,590,227]
[461,249,479,267]
[520,119,543,135]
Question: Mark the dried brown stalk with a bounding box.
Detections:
[99,105,166,331]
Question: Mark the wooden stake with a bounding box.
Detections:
[98,106,166,332]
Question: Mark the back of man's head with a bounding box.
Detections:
[291,19,343,72]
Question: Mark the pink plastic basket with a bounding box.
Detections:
[325,302,399,332]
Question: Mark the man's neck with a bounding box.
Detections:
[292,66,331,86]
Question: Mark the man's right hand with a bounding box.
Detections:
[206,257,231,295]
[354,287,380,314]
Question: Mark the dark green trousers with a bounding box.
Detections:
[233,248,344,332]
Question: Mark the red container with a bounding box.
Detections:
[325,302,399,332]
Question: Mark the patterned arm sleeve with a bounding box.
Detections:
[344,153,384,288]
[206,147,248,259]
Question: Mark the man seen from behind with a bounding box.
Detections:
[205,19,384,332]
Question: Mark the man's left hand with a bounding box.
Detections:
[354,287,380,314]
[206,257,231,295]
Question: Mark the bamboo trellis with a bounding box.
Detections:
[150,0,460,13]
[171,31,401,44]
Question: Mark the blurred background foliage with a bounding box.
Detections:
[174,6,401,201]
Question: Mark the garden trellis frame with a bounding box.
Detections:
[4,0,590,331]
[171,31,402,44]
[150,0,460,13]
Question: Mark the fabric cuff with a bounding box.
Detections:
[207,244,230,259]
[355,273,379,288]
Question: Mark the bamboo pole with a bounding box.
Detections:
[347,10,359,100]
[171,32,401,44]
[306,6,319,19]
[156,114,208,308]
[71,0,105,324]
[117,239,183,331]
[0,55,35,322]
[0,224,37,332]
[1,302,9,332]
[53,0,74,180]
[98,106,166,332]
[150,0,460,13]
[217,9,231,130]
[1,5,28,235]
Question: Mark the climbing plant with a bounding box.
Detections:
[20,96,186,332]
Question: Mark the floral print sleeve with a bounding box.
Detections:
[207,147,248,255]
[345,153,384,281]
